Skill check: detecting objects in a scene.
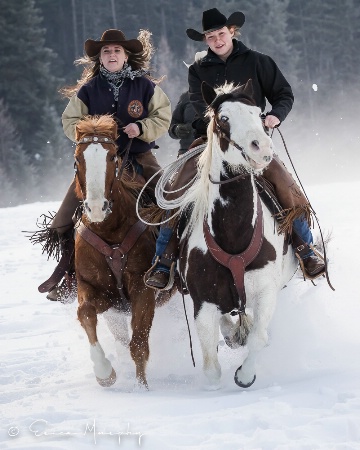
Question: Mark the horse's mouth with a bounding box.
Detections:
[248,157,271,170]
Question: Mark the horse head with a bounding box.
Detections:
[202,80,274,172]
[74,115,119,223]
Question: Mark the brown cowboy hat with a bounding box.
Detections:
[84,29,143,57]
[186,8,245,42]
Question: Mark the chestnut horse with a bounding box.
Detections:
[156,81,298,389]
[74,115,162,388]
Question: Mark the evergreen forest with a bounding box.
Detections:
[1,0,359,206]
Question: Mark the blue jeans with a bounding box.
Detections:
[292,216,314,259]
[152,227,173,273]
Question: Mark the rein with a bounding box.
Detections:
[275,128,335,291]
[209,116,250,185]
[209,171,249,185]
[213,116,248,162]
[117,138,134,181]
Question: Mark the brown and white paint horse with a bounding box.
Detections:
[162,82,298,389]
[73,115,158,388]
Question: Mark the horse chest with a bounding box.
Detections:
[184,194,279,315]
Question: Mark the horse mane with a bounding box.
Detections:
[76,115,118,141]
[163,123,214,233]
[205,82,256,119]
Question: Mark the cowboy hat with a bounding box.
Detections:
[186,8,245,42]
[84,29,143,57]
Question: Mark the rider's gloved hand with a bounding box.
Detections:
[174,122,193,139]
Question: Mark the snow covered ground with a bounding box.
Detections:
[1,181,359,450]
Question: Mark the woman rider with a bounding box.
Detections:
[40,29,171,301]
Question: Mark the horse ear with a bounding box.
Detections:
[242,79,254,98]
[201,82,217,106]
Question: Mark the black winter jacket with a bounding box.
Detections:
[188,40,294,135]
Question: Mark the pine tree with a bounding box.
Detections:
[0,0,62,151]
[0,99,38,205]
[32,102,74,200]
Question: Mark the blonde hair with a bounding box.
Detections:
[60,29,158,98]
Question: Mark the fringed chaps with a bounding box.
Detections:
[262,155,312,235]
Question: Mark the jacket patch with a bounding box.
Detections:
[128,100,144,118]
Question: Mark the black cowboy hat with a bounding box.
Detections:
[84,29,143,57]
[186,8,245,42]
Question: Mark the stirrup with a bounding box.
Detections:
[144,256,176,291]
[295,244,326,281]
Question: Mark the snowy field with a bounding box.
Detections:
[1,180,359,450]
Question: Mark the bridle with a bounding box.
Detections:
[74,134,120,215]
[210,113,270,186]
[213,115,249,161]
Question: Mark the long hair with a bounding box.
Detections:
[60,29,158,99]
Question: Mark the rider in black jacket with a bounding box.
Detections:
[145,8,325,290]
[188,39,293,136]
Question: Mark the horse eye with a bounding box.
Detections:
[110,155,116,162]
[74,157,80,165]
[220,115,229,123]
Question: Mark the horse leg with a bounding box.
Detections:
[220,313,253,349]
[77,299,116,387]
[103,308,131,363]
[195,303,222,390]
[103,308,130,347]
[129,287,155,389]
[234,291,277,388]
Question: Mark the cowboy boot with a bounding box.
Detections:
[44,230,77,301]
[46,270,77,303]
[145,232,180,290]
[291,232,325,278]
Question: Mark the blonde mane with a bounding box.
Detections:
[75,115,118,141]
[172,119,215,232]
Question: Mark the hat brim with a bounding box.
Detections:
[186,11,245,42]
[85,38,143,57]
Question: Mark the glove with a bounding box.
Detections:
[192,118,208,136]
[174,122,193,139]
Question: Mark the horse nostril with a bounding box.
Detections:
[84,201,91,212]
[252,140,260,150]
[102,200,109,212]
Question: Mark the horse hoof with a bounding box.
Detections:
[96,368,116,387]
[133,380,149,392]
[224,336,240,349]
[234,366,256,388]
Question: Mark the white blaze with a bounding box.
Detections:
[83,143,108,222]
